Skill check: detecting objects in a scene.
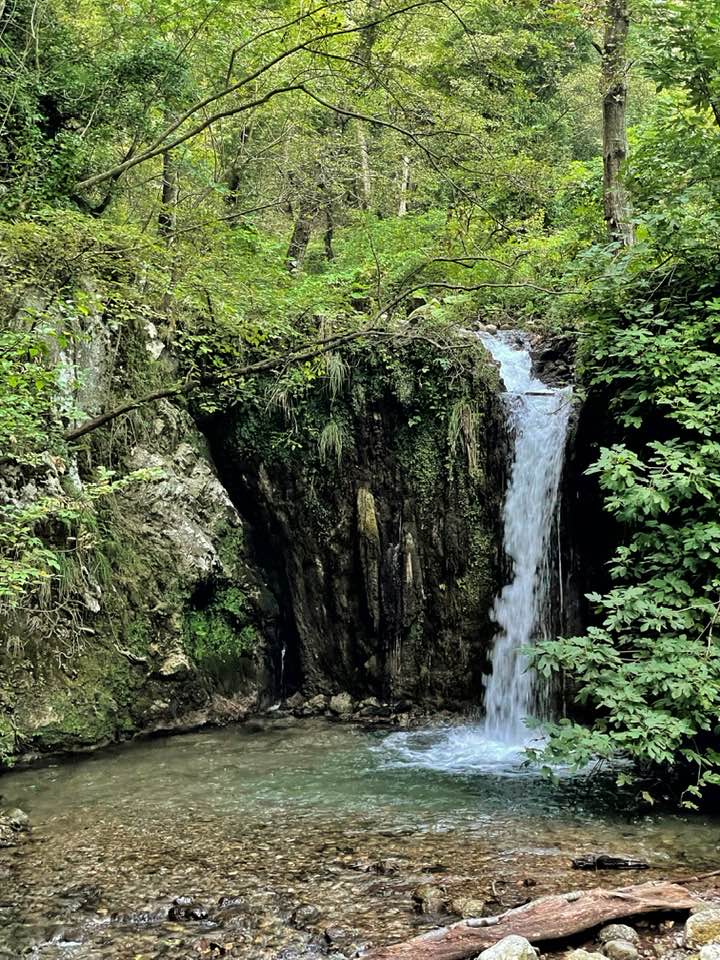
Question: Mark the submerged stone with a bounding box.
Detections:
[412,883,447,915]
[450,896,486,919]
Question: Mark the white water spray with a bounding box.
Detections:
[375,330,572,774]
[480,331,572,743]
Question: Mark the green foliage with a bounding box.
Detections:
[184,587,259,675]
[533,260,720,805]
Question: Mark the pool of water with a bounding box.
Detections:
[1,718,718,959]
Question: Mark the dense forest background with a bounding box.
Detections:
[1,0,719,804]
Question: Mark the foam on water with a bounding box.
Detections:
[375,724,538,777]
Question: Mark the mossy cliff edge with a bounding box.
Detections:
[0,226,507,764]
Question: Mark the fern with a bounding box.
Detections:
[318,419,346,467]
[448,400,481,477]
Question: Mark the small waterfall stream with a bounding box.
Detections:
[480,331,572,743]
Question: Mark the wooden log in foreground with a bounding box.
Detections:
[362,881,698,960]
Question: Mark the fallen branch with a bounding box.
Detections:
[362,881,697,960]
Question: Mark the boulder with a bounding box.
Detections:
[291,904,321,927]
[700,945,720,960]
[0,807,30,848]
[450,897,486,919]
[602,940,639,960]
[412,884,447,916]
[285,692,304,712]
[599,925,639,945]
[329,692,354,717]
[567,951,606,960]
[303,694,328,715]
[479,935,537,960]
[686,909,720,947]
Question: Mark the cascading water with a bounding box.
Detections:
[377,329,572,774]
[480,330,572,743]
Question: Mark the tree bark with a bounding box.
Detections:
[158,150,179,243]
[285,203,314,272]
[363,881,697,960]
[356,122,373,209]
[602,0,634,246]
[398,154,411,216]
[324,207,335,261]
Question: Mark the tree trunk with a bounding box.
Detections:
[602,0,634,246]
[285,205,313,272]
[324,208,335,261]
[363,881,697,960]
[224,125,251,224]
[158,150,179,243]
[398,155,411,216]
[353,0,380,210]
[356,122,372,209]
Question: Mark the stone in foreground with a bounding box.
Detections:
[602,939,639,960]
[598,925,639,945]
[479,935,537,960]
[686,909,720,947]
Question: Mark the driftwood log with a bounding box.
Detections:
[572,855,650,871]
[362,881,697,960]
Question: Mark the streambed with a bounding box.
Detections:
[1,719,718,959]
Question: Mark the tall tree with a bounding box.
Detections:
[602,0,635,246]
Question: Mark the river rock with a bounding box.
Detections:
[599,925,640,945]
[412,883,447,915]
[0,807,30,847]
[167,897,209,921]
[329,692,354,716]
[700,945,720,960]
[479,935,537,960]
[357,697,389,718]
[686,909,720,946]
[303,694,328,715]
[450,896,486,918]
[285,692,304,712]
[567,950,606,960]
[603,940,639,960]
[291,903,321,927]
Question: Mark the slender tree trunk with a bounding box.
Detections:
[398,155,411,216]
[356,122,372,209]
[224,125,251,224]
[602,0,634,246]
[352,0,380,210]
[323,208,335,261]
[158,150,179,243]
[285,204,313,272]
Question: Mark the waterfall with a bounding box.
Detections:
[480,330,572,744]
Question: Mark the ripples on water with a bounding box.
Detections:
[1,719,718,959]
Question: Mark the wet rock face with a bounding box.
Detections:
[205,342,506,706]
[531,335,576,387]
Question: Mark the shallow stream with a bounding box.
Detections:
[1,719,718,959]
